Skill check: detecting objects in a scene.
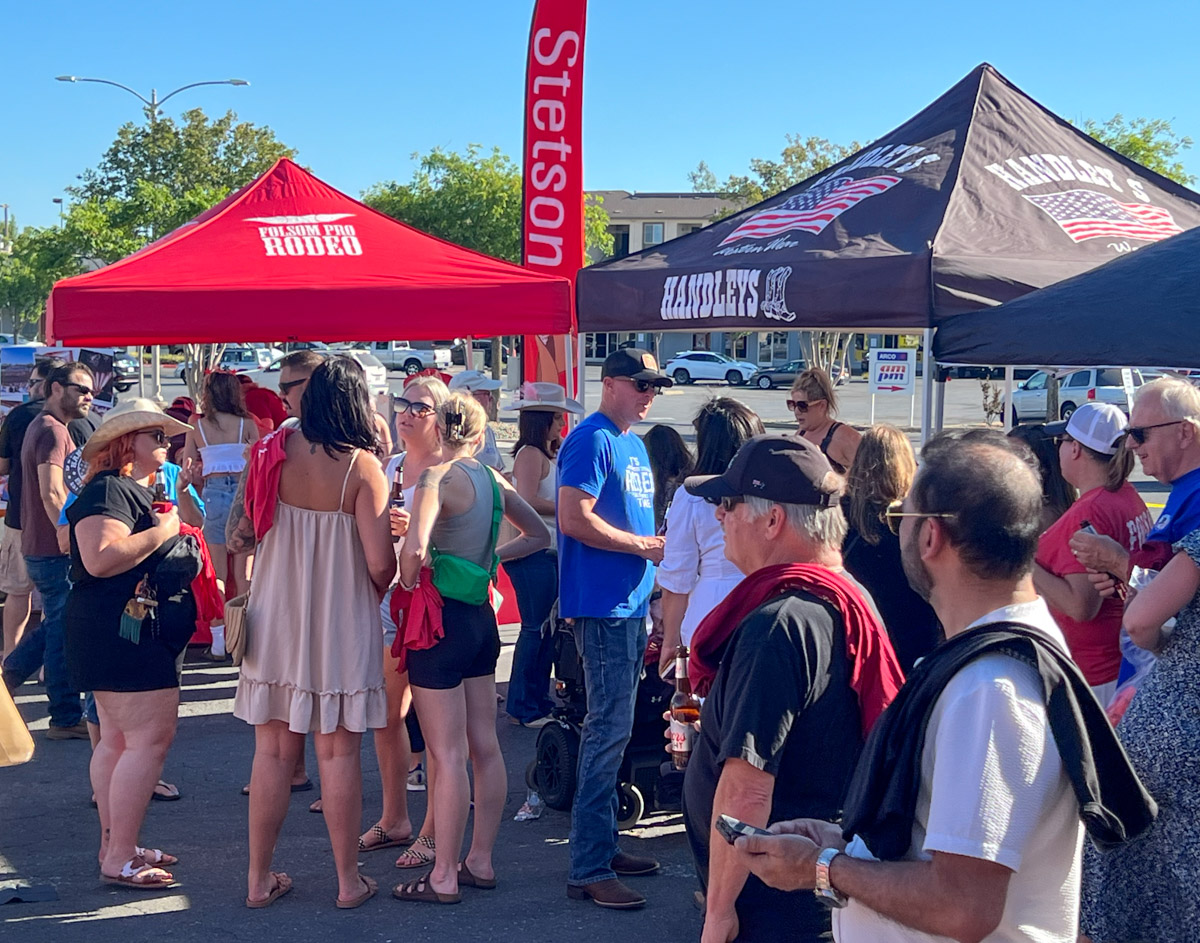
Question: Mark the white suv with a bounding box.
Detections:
[663,351,757,386]
[1009,368,1144,423]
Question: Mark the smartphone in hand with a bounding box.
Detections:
[716,813,773,845]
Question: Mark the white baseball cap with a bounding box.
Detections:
[448,369,503,393]
[1044,402,1128,455]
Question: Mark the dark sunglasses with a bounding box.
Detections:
[139,430,169,446]
[613,376,661,395]
[884,499,956,537]
[786,399,810,412]
[1053,434,1076,447]
[719,495,744,513]
[1127,420,1185,445]
[65,382,96,397]
[395,397,436,418]
[278,377,309,394]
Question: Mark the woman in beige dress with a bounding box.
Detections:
[234,357,396,909]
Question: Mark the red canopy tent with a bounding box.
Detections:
[47,158,573,345]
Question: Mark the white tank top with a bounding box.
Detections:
[197,416,248,476]
[516,445,557,549]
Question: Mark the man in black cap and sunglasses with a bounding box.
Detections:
[678,434,902,943]
[559,348,671,910]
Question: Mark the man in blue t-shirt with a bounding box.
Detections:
[558,348,670,910]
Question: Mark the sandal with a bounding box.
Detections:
[391,875,460,905]
[359,825,413,853]
[336,874,377,910]
[136,846,179,867]
[102,856,175,890]
[309,797,323,814]
[394,835,435,869]
[246,871,293,909]
[457,860,496,890]
[151,780,181,802]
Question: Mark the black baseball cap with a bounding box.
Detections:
[684,434,841,507]
[602,348,673,387]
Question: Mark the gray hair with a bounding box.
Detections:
[1137,376,1200,430]
[743,495,848,551]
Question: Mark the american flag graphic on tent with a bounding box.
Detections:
[718,175,902,246]
[1024,189,1183,244]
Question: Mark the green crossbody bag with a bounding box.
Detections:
[429,467,503,605]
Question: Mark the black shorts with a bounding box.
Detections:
[407,598,501,690]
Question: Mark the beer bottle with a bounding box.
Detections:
[389,468,405,544]
[669,645,701,770]
[151,470,171,513]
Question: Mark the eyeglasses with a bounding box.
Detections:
[65,382,95,397]
[139,430,169,446]
[786,400,811,412]
[884,500,957,537]
[395,398,435,418]
[613,376,661,395]
[1127,420,1186,445]
[278,377,309,395]
[719,495,744,513]
[1054,434,1076,447]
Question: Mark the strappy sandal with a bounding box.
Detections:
[391,875,460,905]
[457,860,496,890]
[359,825,412,853]
[136,846,179,867]
[336,874,377,910]
[394,835,435,869]
[246,871,293,909]
[101,856,175,890]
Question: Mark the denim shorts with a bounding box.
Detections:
[202,474,239,547]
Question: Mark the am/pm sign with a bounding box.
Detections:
[870,349,914,394]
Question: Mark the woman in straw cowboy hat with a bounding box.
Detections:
[503,382,581,726]
[64,399,198,890]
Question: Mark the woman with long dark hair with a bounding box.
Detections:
[656,398,762,677]
[234,357,396,909]
[642,424,693,533]
[842,423,941,673]
[1007,423,1075,529]
[503,382,581,726]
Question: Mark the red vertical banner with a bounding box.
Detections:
[522,0,587,400]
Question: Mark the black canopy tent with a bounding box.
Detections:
[934,226,1200,368]
[576,63,1200,432]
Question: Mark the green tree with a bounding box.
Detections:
[363,144,612,261]
[0,109,295,336]
[1084,115,1195,186]
[689,134,861,217]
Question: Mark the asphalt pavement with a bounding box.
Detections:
[1,625,700,942]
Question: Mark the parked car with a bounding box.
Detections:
[112,351,139,392]
[342,341,451,375]
[1008,368,1144,423]
[663,351,757,386]
[245,349,389,398]
[173,345,276,379]
[747,359,805,390]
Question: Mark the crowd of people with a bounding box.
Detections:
[2,348,1197,941]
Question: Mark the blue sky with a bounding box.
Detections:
[5,0,1198,230]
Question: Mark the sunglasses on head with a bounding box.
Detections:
[395,397,435,418]
[613,376,660,395]
[884,499,956,537]
[65,381,96,397]
[786,399,810,412]
[140,430,169,446]
[1126,420,1186,445]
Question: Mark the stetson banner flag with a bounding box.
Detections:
[522,0,586,399]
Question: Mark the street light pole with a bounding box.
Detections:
[56,74,249,400]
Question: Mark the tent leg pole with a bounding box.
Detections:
[577,333,587,414]
[151,345,162,403]
[564,332,575,403]
[1003,368,1014,432]
[935,374,947,431]
[921,329,934,445]
[137,345,145,399]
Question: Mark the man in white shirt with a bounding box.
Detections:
[733,431,1086,943]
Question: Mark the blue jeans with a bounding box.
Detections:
[2,555,80,728]
[504,549,558,723]
[568,616,647,886]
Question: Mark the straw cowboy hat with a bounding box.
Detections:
[82,398,193,461]
[504,381,583,414]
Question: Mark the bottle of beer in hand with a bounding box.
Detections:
[669,645,701,770]
[389,468,405,544]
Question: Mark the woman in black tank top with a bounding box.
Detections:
[789,367,861,474]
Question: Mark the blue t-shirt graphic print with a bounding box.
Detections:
[556,411,656,619]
